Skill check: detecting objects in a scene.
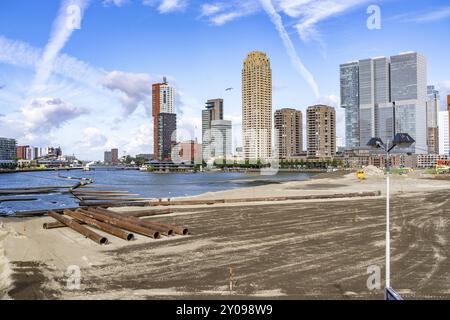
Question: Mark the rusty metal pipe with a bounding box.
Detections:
[127,208,173,217]
[90,208,174,236]
[142,220,188,236]
[43,220,86,229]
[76,209,160,239]
[65,209,134,241]
[47,211,108,245]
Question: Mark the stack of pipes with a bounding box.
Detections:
[44,207,188,245]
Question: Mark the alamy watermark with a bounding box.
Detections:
[367,5,381,30]
[366,264,381,290]
[66,265,81,290]
[66,4,82,30]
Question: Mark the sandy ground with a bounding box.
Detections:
[0,171,449,300]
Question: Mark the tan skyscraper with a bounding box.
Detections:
[307,105,336,158]
[242,51,272,162]
[274,108,303,159]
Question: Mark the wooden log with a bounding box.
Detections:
[47,211,108,245]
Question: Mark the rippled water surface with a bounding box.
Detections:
[0,169,315,215]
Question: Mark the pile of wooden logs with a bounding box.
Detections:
[43,207,188,245]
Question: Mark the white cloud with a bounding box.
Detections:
[0,36,105,90]
[391,6,450,23]
[102,0,129,7]
[201,1,259,25]
[100,71,153,116]
[200,3,223,16]
[21,97,88,132]
[0,118,22,139]
[80,127,108,149]
[274,0,371,43]
[142,0,188,13]
[124,124,153,155]
[260,0,320,98]
[31,0,90,95]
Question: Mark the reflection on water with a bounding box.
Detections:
[0,169,314,215]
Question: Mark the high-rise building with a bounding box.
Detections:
[340,61,359,149]
[391,52,427,154]
[157,113,177,161]
[103,148,118,164]
[209,120,232,162]
[439,111,449,155]
[242,51,272,162]
[17,146,28,160]
[111,148,119,164]
[448,94,450,151]
[173,140,202,164]
[341,52,427,154]
[152,77,176,161]
[274,108,303,159]
[307,105,336,158]
[202,98,224,161]
[0,138,17,163]
[358,57,392,148]
[104,151,112,164]
[426,85,440,154]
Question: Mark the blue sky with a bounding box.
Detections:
[0,0,449,160]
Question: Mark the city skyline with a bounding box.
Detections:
[1,0,449,160]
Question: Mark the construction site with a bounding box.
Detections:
[0,168,449,299]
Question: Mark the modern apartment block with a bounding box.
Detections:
[340,52,428,154]
[306,105,336,158]
[209,120,232,162]
[111,148,119,164]
[426,85,440,154]
[340,61,359,149]
[104,151,112,164]
[104,148,119,164]
[157,113,177,161]
[202,98,224,161]
[0,137,17,163]
[274,108,303,159]
[439,111,449,155]
[242,51,272,162]
[152,77,176,161]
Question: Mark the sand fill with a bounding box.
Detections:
[0,223,13,299]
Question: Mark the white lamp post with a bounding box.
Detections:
[367,133,415,300]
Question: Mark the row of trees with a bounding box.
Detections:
[0,162,17,170]
[212,159,344,169]
[120,155,148,167]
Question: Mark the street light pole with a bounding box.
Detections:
[367,133,414,300]
[385,144,390,290]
